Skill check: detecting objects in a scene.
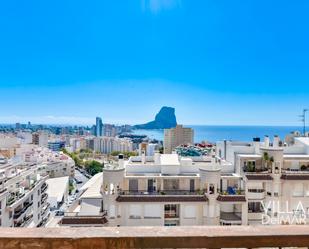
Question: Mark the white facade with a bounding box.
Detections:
[88,136,133,154]
[101,136,309,227]
[0,159,50,227]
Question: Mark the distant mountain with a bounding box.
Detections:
[134,106,177,130]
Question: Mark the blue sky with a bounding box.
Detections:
[0,0,309,125]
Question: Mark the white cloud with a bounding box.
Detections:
[141,0,182,14]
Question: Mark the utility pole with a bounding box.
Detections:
[300,109,309,136]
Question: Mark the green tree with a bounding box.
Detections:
[84,160,103,176]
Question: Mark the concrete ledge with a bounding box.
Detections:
[1,226,309,248]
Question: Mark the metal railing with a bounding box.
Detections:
[218,189,245,195]
[13,202,33,219]
[118,190,206,196]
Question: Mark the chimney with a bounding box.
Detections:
[273,135,280,147]
[141,150,146,164]
[253,137,260,153]
[154,151,160,165]
[264,136,270,147]
[118,154,124,168]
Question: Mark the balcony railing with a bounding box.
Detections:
[2,226,309,248]
[41,193,48,204]
[243,165,269,173]
[13,202,33,219]
[41,183,48,193]
[118,190,205,196]
[219,189,245,196]
[0,188,7,194]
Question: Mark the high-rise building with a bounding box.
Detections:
[32,132,48,147]
[164,125,194,153]
[95,117,103,137]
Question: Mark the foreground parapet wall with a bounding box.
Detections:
[2,226,309,248]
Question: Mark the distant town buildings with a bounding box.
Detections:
[104,124,117,137]
[164,125,194,153]
[47,140,66,152]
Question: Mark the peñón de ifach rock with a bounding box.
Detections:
[134,106,177,129]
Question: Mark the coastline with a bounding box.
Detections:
[132,125,302,143]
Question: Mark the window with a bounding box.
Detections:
[209,184,215,194]
[163,179,179,190]
[190,179,195,192]
[164,204,179,218]
[129,179,138,192]
[248,202,263,213]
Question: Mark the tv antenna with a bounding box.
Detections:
[299,109,309,136]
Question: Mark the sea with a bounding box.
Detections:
[133,125,303,143]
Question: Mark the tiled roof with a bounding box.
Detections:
[61,216,108,225]
[217,195,246,202]
[281,174,309,180]
[116,195,208,202]
[246,174,273,181]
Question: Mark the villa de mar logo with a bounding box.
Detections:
[261,201,307,225]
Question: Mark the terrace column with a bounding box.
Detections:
[241,202,248,225]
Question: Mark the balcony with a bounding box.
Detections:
[220,211,242,225]
[118,190,205,196]
[281,170,309,180]
[15,213,33,227]
[7,176,49,208]
[217,188,246,202]
[247,189,265,199]
[13,202,33,219]
[41,193,48,204]
[0,188,7,195]
[41,183,48,193]
[2,226,309,248]
[60,211,108,226]
[248,211,264,220]
[117,190,208,203]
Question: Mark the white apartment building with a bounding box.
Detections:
[89,137,133,154]
[0,159,50,227]
[23,147,75,178]
[164,125,194,154]
[101,135,309,227]
[139,142,157,156]
[0,134,20,158]
[32,132,49,147]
